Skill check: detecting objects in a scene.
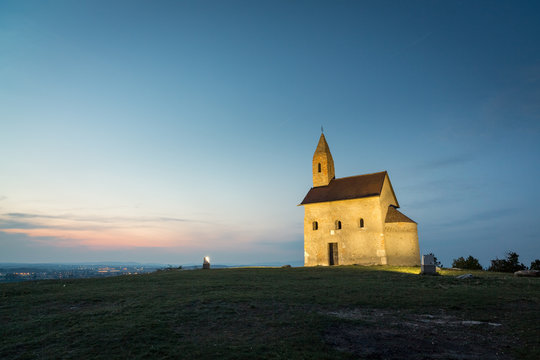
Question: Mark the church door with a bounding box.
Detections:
[328,243,339,266]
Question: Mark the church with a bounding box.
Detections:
[300,133,420,266]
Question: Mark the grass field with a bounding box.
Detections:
[1,266,538,359]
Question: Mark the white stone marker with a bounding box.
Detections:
[421,254,437,275]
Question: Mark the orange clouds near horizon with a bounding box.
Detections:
[2,227,185,249]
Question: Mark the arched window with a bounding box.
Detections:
[359,218,364,228]
[312,221,318,230]
[318,163,321,173]
[335,220,342,230]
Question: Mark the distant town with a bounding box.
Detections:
[0,263,172,282]
[0,262,290,282]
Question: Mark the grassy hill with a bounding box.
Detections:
[1,266,538,359]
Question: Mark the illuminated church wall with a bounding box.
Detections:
[300,133,420,267]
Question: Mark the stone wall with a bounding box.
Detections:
[303,179,420,267]
[304,197,386,266]
[384,222,421,266]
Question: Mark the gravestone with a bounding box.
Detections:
[203,256,210,270]
[421,254,437,275]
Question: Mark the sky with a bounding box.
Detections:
[1,0,539,267]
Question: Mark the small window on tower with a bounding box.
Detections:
[359,218,364,228]
[335,220,342,230]
[318,163,322,172]
[312,221,318,230]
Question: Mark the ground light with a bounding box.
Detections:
[203,256,210,269]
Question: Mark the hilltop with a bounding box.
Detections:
[1,266,538,359]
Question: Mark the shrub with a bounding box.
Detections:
[452,256,483,270]
[530,259,540,271]
[488,251,526,273]
[427,252,442,268]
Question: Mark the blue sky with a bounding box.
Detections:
[1,0,539,267]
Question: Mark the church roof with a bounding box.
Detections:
[314,133,331,154]
[385,206,416,224]
[300,171,389,205]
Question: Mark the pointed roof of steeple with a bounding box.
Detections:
[314,133,331,154]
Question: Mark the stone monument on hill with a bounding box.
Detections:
[300,132,421,266]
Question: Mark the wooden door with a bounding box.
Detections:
[329,243,339,266]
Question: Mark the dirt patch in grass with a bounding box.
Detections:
[323,308,514,359]
[173,301,313,342]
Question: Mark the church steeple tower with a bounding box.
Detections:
[312,132,335,187]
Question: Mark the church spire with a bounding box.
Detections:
[312,133,335,187]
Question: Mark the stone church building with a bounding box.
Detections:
[300,133,420,266]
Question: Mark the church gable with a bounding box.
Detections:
[378,173,400,218]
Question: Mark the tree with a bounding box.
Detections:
[530,259,540,271]
[488,251,526,273]
[452,255,483,270]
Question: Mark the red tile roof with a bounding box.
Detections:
[300,171,388,205]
